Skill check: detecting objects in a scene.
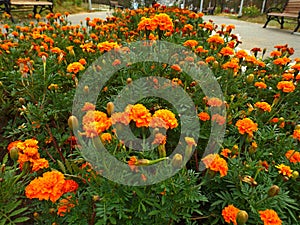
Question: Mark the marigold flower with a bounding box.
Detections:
[282,72,294,81]
[222,205,239,225]
[276,81,295,93]
[183,40,198,48]
[220,46,234,56]
[185,137,197,146]
[254,101,271,112]
[100,133,112,143]
[222,58,240,72]
[259,209,282,225]
[129,104,151,128]
[97,41,120,53]
[202,154,228,177]
[198,112,210,121]
[273,56,291,66]
[25,171,66,203]
[152,13,173,31]
[67,62,85,74]
[207,97,223,107]
[57,196,76,216]
[254,81,267,89]
[291,63,300,71]
[276,164,293,177]
[152,109,178,129]
[138,17,157,31]
[111,112,131,125]
[171,64,182,72]
[82,111,112,138]
[235,49,248,58]
[207,34,224,45]
[82,102,96,112]
[211,114,226,125]
[152,133,166,145]
[62,179,79,193]
[285,150,300,163]
[235,118,258,137]
[293,129,300,141]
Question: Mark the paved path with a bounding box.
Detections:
[68,12,300,59]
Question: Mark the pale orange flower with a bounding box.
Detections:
[152,109,178,129]
[211,114,226,125]
[100,133,112,143]
[259,209,282,225]
[82,111,112,138]
[152,133,167,145]
[111,112,131,125]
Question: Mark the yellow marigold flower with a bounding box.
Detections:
[275,164,293,177]
[67,62,85,74]
[277,81,295,93]
[254,101,271,112]
[129,104,152,128]
[235,118,258,137]
[259,209,282,225]
[97,41,120,53]
[222,205,239,225]
[202,154,228,177]
[293,129,300,141]
[152,109,178,129]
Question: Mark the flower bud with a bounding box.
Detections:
[49,208,56,214]
[126,77,132,85]
[236,210,248,225]
[278,117,284,124]
[106,102,114,116]
[292,171,299,180]
[295,125,300,130]
[93,195,101,202]
[9,146,19,161]
[172,154,183,169]
[83,85,89,94]
[18,97,26,105]
[268,185,280,197]
[68,115,79,130]
[158,144,166,158]
[246,74,254,84]
[33,212,39,218]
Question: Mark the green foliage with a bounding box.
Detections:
[242,5,261,17]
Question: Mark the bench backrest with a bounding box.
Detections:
[283,0,300,14]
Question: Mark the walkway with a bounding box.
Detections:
[67,11,300,59]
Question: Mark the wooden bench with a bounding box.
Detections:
[0,0,53,22]
[203,6,216,15]
[109,1,123,10]
[263,0,300,33]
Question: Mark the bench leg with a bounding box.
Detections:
[3,2,15,23]
[263,16,272,28]
[280,17,284,29]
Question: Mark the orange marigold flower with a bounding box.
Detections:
[198,112,210,121]
[291,63,300,71]
[254,81,267,89]
[82,111,112,138]
[81,102,96,112]
[220,148,232,158]
[183,40,198,48]
[273,57,291,66]
[205,56,215,63]
[79,58,87,65]
[7,140,23,152]
[293,129,300,141]
[211,114,226,125]
[277,81,295,93]
[100,132,112,143]
[195,46,209,54]
[222,205,239,225]
[275,164,293,177]
[185,137,197,146]
[236,118,258,137]
[97,41,120,53]
[254,101,271,112]
[31,158,49,172]
[62,179,79,193]
[207,97,223,107]
[25,171,66,203]
[138,17,157,31]
[235,49,248,58]
[57,196,76,216]
[282,73,294,81]
[222,58,240,72]
[285,150,300,163]
[111,112,131,125]
[152,133,167,145]
[207,34,224,45]
[259,209,282,225]
[129,104,152,128]
[67,62,85,74]
[220,47,234,56]
[270,50,282,57]
[152,13,173,31]
[202,154,228,177]
[171,64,182,72]
[152,109,178,129]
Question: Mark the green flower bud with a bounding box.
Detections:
[246,74,254,84]
[172,154,183,169]
[9,147,19,161]
[236,210,248,225]
[68,115,79,130]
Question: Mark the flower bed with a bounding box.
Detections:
[0,6,300,225]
